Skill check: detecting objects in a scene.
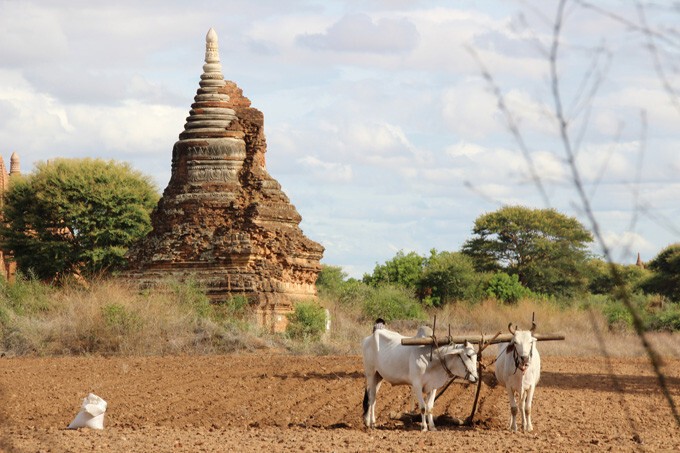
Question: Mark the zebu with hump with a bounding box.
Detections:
[495,322,541,432]
[362,319,478,431]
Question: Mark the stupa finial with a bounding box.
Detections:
[199,27,225,91]
[9,151,20,175]
[178,29,235,140]
[205,28,219,64]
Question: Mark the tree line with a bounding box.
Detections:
[356,205,678,305]
[320,206,680,330]
[1,159,678,330]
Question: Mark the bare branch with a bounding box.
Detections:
[550,0,680,426]
[576,0,680,51]
[465,45,551,207]
[636,1,680,117]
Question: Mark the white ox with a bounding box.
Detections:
[495,322,541,432]
[362,322,478,431]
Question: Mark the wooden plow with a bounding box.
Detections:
[400,313,565,426]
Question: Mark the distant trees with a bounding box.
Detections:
[418,250,485,305]
[1,158,158,280]
[362,250,424,289]
[357,206,597,304]
[639,244,680,302]
[586,258,648,296]
[316,206,680,333]
[462,206,593,297]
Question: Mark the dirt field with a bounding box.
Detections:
[1,353,679,452]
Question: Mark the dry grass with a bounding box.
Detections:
[319,297,680,359]
[1,279,678,359]
[0,279,268,356]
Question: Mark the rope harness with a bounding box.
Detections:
[511,341,534,375]
[430,334,475,381]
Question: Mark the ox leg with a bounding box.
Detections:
[363,372,382,428]
[411,385,429,432]
[506,387,518,432]
[425,390,437,431]
[524,385,535,432]
[371,380,383,427]
[518,389,528,433]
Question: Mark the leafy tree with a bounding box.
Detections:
[363,250,425,289]
[361,284,425,322]
[485,272,534,304]
[639,244,680,302]
[586,258,648,296]
[315,265,347,297]
[419,250,486,305]
[462,206,593,297]
[1,158,158,280]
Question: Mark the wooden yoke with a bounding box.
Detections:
[401,332,565,346]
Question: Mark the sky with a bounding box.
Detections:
[0,0,679,278]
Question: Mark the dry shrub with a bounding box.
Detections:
[1,279,264,356]
[316,296,367,355]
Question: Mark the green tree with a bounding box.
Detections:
[419,250,486,305]
[1,158,158,280]
[639,244,680,302]
[363,250,425,289]
[485,272,534,304]
[462,206,593,297]
[586,258,648,296]
[361,284,425,322]
[315,265,347,297]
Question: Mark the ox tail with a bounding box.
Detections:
[363,388,369,417]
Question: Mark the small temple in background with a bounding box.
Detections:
[124,29,324,331]
[0,152,20,281]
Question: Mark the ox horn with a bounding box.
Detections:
[530,312,536,333]
[508,323,516,335]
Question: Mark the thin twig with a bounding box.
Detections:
[466,45,551,207]
[550,0,680,426]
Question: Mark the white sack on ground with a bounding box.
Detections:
[67,393,107,429]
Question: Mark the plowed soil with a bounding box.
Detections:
[1,354,679,452]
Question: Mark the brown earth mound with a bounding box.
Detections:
[1,354,678,452]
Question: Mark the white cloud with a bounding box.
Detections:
[0,2,69,67]
[297,13,420,54]
[600,230,654,262]
[447,141,485,158]
[441,80,503,140]
[67,100,185,156]
[345,121,413,155]
[445,141,549,185]
[298,156,353,183]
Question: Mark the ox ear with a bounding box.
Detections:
[505,343,515,354]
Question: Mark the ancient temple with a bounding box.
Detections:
[125,29,324,331]
[0,152,20,282]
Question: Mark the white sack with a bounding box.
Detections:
[67,393,107,430]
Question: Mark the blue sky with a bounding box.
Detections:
[0,0,678,277]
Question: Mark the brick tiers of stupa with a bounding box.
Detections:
[125,29,324,331]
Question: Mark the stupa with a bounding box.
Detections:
[125,29,324,331]
[0,152,20,282]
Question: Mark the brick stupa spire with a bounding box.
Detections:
[125,29,324,331]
